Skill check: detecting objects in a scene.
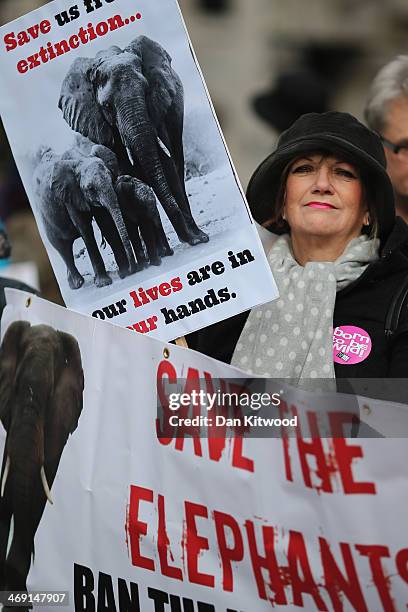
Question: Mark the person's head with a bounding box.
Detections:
[365,56,408,200]
[278,152,370,246]
[247,111,394,250]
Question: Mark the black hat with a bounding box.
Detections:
[246,111,395,242]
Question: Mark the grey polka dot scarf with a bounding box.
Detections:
[232,234,379,380]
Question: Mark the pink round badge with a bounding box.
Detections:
[333,325,372,365]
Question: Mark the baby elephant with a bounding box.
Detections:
[115,175,173,267]
[33,145,137,290]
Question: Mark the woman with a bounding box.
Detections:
[188,111,408,379]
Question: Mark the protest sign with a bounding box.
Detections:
[0,288,407,611]
[0,0,277,341]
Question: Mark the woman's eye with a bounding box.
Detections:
[292,164,314,174]
[335,167,356,179]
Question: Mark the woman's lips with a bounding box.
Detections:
[305,201,336,209]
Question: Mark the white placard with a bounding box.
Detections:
[0,0,277,341]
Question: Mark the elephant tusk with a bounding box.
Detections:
[40,466,53,505]
[126,146,134,166]
[1,455,10,497]
[6,514,14,559]
[157,137,171,158]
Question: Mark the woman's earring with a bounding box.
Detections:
[364,213,370,226]
[282,208,286,221]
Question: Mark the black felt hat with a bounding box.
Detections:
[246,111,395,242]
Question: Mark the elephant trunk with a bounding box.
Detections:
[101,186,136,273]
[1,455,10,496]
[117,101,192,243]
[7,418,46,510]
[4,378,53,509]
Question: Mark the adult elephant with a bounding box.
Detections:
[59,35,209,247]
[33,145,137,290]
[0,321,84,608]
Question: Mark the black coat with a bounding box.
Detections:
[187,219,408,381]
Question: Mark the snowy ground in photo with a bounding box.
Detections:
[61,164,251,308]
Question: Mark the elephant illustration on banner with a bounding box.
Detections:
[59,35,209,247]
[33,145,137,289]
[0,322,84,607]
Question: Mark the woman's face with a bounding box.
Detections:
[283,154,367,242]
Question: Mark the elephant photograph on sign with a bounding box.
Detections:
[33,140,176,291]
[59,34,209,249]
[115,174,174,267]
[0,321,84,608]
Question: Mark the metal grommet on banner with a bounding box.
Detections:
[25,297,32,308]
[163,347,170,359]
[362,404,371,416]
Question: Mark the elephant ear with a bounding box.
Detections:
[53,331,84,437]
[0,321,30,432]
[59,57,114,148]
[51,161,90,213]
[91,145,119,180]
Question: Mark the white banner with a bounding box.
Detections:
[0,0,277,341]
[0,289,407,611]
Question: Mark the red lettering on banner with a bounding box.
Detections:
[127,487,408,606]
[287,530,328,610]
[156,360,254,472]
[356,545,396,611]
[213,511,244,592]
[175,368,202,456]
[319,537,368,611]
[279,400,293,481]
[295,408,334,493]
[128,485,155,571]
[156,360,177,444]
[229,382,254,473]
[205,373,227,460]
[231,436,254,473]
[329,413,376,494]
[282,407,375,495]
[184,502,214,587]
[245,521,287,604]
[157,494,183,581]
[396,548,408,586]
